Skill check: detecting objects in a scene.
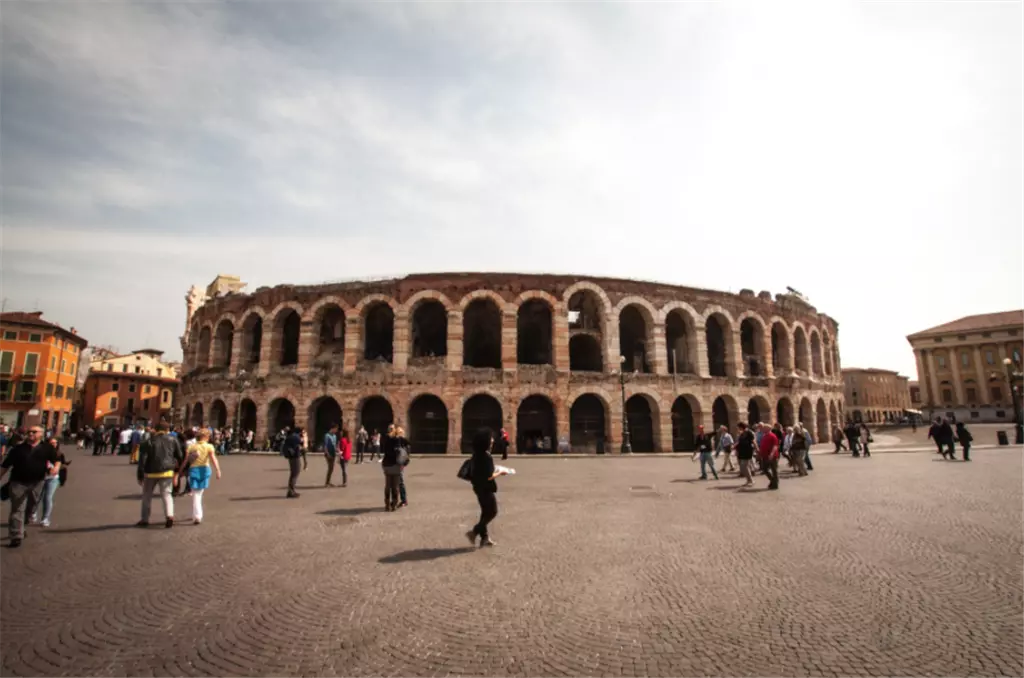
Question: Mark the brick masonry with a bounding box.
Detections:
[179,274,845,451]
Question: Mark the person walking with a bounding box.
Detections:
[380,425,406,511]
[716,425,735,473]
[323,424,339,487]
[338,429,352,487]
[789,424,809,476]
[955,421,974,461]
[31,437,68,527]
[118,426,132,457]
[938,418,956,460]
[735,422,756,487]
[758,423,781,490]
[182,429,220,525]
[496,428,510,461]
[832,424,846,453]
[129,425,142,464]
[394,425,411,507]
[927,417,944,456]
[92,425,106,456]
[845,421,861,457]
[136,423,185,529]
[283,427,306,498]
[355,426,368,464]
[1,427,60,548]
[465,427,506,547]
[369,430,381,462]
[859,423,872,458]
[803,426,815,471]
[691,425,718,480]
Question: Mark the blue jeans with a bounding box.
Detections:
[40,476,60,523]
[699,452,718,479]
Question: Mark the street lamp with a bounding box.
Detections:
[619,355,632,455]
[1002,357,1023,444]
[233,369,251,452]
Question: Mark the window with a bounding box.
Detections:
[144,384,151,395]
[961,353,969,367]
[970,411,979,419]
[45,382,54,397]
[106,363,113,371]
[0,379,10,401]
[110,396,118,409]
[61,359,66,373]
[0,351,13,375]
[56,385,64,398]
[966,387,976,403]
[128,383,136,393]
[2,331,15,341]
[986,350,995,365]
[942,389,953,403]
[957,335,966,340]
[157,368,163,377]
[126,398,134,412]
[135,366,141,374]
[162,390,170,404]
[17,381,36,401]
[1014,349,1022,364]
[991,386,1003,402]
[28,333,41,343]
[69,362,75,375]
[23,353,39,376]
[111,382,120,392]
[50,356,56,370]
[122,364,128,373]
[982,332,991,338]
[1010,330,1019,337]
[937,355,946,368]
[996,410,1006,418]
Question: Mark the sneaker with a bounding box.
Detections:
[193,519,201,526]
[287,492,300,499]
[699,476,707,480]
[164,518,174,529]
[465,529,477,545]
[8,539,21,548]
[399,501,408,507]
[135,520,149,528]
[480,538,497,547]
[41,520,50,528]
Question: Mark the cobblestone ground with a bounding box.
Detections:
[2,447,1022,677]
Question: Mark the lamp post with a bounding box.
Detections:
[1003,357,1023,444]
[619,355,632,455]
[233,369,251,452]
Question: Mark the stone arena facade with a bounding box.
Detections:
[179,273,845,453]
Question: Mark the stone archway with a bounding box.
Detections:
[569,334,603,372]
[747,396,771,427]
[463,298,502,368]
[517,395,556,454]
[461,394,503,454]
[190,402,204,427]
[665,310,697,374]
[411,301,448,358]
[517,299,553,365]
[626,394,657,452]
[363,303,395,362]
[267,398,295,436]
[241,313,263,368]
[671,395,700,451]
[213,320,234,369]
[777,397,795,427]
[816,398,829,443]
[408,394,449,454]
[619,305,652,373]
[239,398,257,433]
[360,396,394,437]
[309,396,342,451]
[712,395,737,432]
[569,394,607,454]
[210,399,228,429]
[706,315,732,377]
[196,327,212,368]
[799,397,814,432]
[740,317,766,377]
[771,321,792,373]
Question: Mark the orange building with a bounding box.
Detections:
[0,312,89,431]
[82,349,179,427]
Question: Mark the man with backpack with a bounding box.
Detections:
[282,427,306,498]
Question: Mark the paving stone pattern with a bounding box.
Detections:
[2,448,1022,677]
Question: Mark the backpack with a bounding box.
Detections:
[395,441,410,466]
[457,458,473,482]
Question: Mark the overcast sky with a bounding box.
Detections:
[3,2,1021,377]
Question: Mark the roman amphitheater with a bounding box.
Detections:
[179,273,845,453]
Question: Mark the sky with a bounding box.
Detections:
[2,2,1021,378]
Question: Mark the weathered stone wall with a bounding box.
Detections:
[180,273,845,452]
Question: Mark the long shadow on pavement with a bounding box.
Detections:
[318,507,387,516]
[229,495,289,501]
[44,524,138,534]
[378,547,476,564]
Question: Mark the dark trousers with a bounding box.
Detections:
[339,459,348,485]
[943,441,956,459]
[325,455,336,484]
[763,458,780,489]
[355,442,364,463]
[962,443,971,461]
[287,456,302,494]
[473,490,498,540]
[384,468,401,507]
[399,469,406,503]
[8,481,43,539]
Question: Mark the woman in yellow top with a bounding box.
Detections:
[182,429,221,525]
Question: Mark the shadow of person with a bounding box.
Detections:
[44,524,138,534]
[228,496,289,501]
[378,547,476,564]
[317,507,386,516]
[114,494,143,500]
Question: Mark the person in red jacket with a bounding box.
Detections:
[338,429,352,487]
[757,424,781,490]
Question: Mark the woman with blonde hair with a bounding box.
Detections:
[380,424,409,511]
[182,429,221,524]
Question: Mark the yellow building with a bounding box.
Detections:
[907,310,1023,423]
[842,368,912,424]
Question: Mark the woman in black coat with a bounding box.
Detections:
[381,424,408,511]
[465,428,506,547]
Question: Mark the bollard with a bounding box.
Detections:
[997,430,1009,446]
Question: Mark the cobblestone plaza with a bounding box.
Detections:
[2,445,1022,677]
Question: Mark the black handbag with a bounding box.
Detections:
[0,481,9,501]
[457,458,473,482]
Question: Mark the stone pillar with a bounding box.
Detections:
[230,326,245,376]
[607,324,621,374]
[343,317,360,374]
[555,398,569,453]
[763,327,775,379]
[657,404,673,453]
[695,327,711,379]
[505,402,518,455]
[257,326,272,377]
[924,351,940,410]
[608,398,624,455]
[447,310,463,371]
[652,323,668,376]
[949,348,965,406]
[448,406,460,454]
[553,308,570,372]
[393,310,410,373]
[502,311,518,372]
[974,346,988,403]
[729,329,743,378]
[914,350,929,406]
[297,320,316,372]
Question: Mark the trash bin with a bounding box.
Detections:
[997,430,1009,446]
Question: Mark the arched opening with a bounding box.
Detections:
[671,395,699,451]
[771,322,792,374]
[705,315,732,378]
[740,318,765,377]
[461,394,503,454]
[210,399,228,429]
[242,314,263,367]
[363,303,394,362]
[360,396,394,437]
[316,305,346,359]
[799,398,814,432]
[184,404,192,428]
[274,309,301,367]
[793,327,809,374]
[517,299,553,365]
[517,395,556,454]
[618,305,651,373]
[568,290,603,332]
[665,310,697,374]
[190,402,204,427]
[268,398,295,436]
[569,335,603,372]
[626,395,656,452]
[810,332,824,377]
[776,397,795,427]
[411,301,448,358]
[747,396,770,427]
[463,299,502,368]
[816,399,829,443]
[213,321,234,369]
[823,333,834,376]
[408,394,448,454]
[712,395,735,432]
[569,394,606,453]
[197,327,212,369]
[309,397,342,450]
[239,398,257,433]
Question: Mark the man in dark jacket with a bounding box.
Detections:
[282,427,306,498]
[136,423,185,528]
[465,428,503,547]
[1,426,60,548]
[955,421,974,461]
[938,418,956,460]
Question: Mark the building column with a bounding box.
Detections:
[552,306,570,373]
[652,323,668,375]
[393,310,410,373]
[297,320,316,372]
[729,329,743,378]
[606,322,621,374]
[257,326,272,377]
[696,325,711,379]
[555,398,570,453]
[763,326,775,379]
[949,349,965,406]
[914,350,929,406]
[447,404,460,454]
[924,350,940,411]
[446,310,463,372]
[657,404,673,453]
[973,346,989,404]
[502,311,518,372]
[343,317,360,374]
[230,327,245,376]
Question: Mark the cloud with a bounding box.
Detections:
[1,1,1020,375]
